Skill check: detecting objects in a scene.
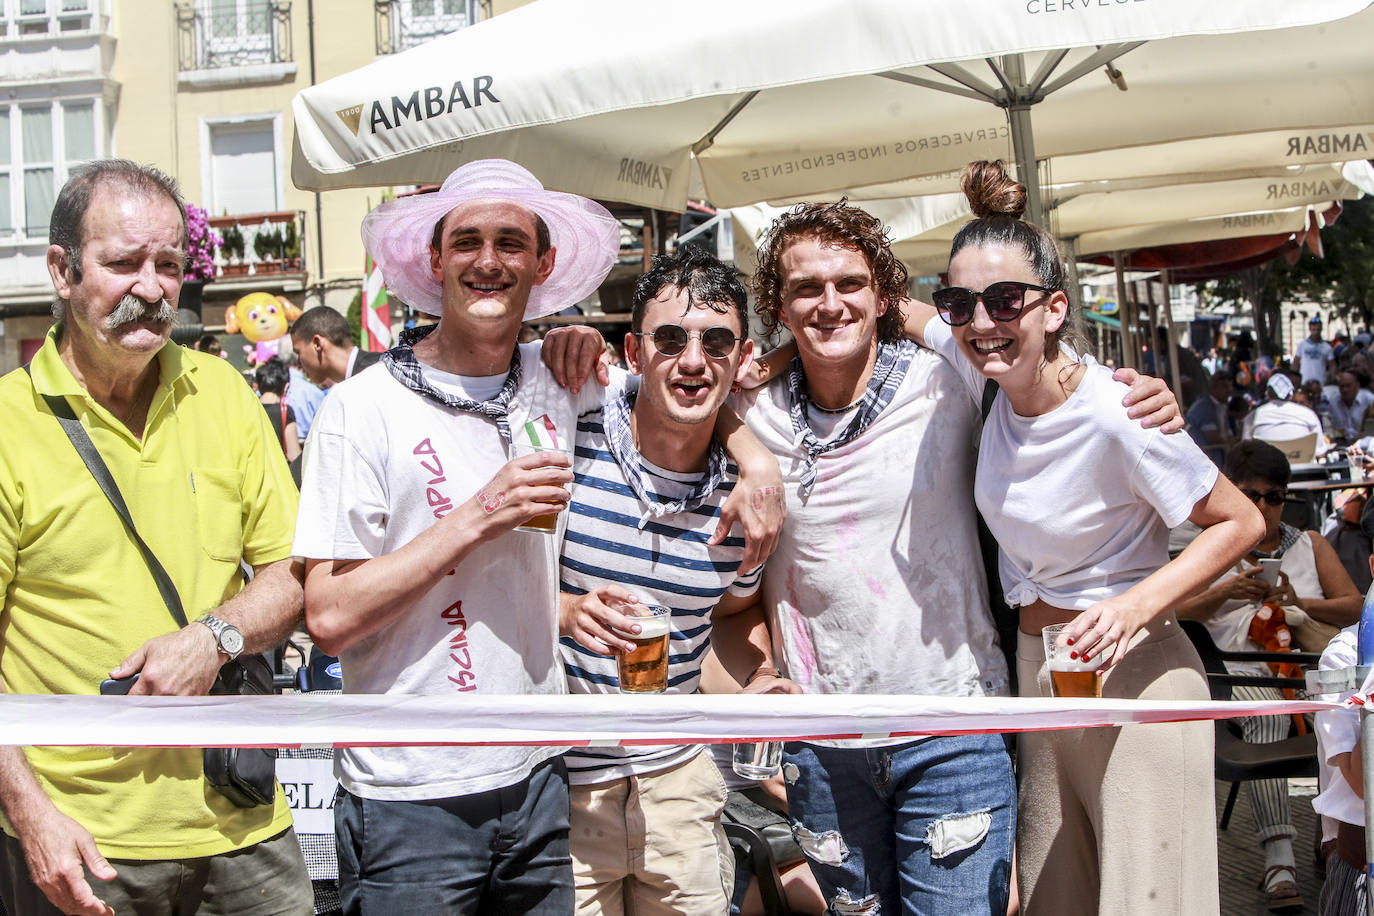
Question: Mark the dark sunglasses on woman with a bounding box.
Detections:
[932,280,1055,327]
[1239,487,1286,507]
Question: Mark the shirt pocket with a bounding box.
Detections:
[193,467,244,562]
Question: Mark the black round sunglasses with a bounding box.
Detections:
[639,324,742,359]
[932,280,1055,327]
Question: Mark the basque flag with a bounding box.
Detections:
[361,253,392,351]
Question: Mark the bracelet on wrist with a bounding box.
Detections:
[745,664,781,686]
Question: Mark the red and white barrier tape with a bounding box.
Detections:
[0,692,1352,749]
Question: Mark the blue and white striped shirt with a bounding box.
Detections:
[560,398,762,784]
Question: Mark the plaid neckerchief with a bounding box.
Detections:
[382,324,522,444]
[1252,521,1303,560]
[785,338,916,500]
[602,391,729,529]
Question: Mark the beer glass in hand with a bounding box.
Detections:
[1042,622,1101,699]
[615,604,671,693]
[511,442,571,533]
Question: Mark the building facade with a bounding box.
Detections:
[0,0,529,371]
[0,0,115,368]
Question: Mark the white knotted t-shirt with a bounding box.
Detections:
[924,319,1218,612]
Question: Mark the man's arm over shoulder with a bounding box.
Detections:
[710,410,784,573]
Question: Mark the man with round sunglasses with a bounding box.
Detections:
[554,245,796,915]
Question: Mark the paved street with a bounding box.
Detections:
[1218,778,1324,915]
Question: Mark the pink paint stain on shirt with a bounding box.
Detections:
[784,566,818,686]
[835,511,861,556]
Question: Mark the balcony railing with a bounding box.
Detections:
[209,211,306,280]
[374,0,472,55]
[176,1,291,72]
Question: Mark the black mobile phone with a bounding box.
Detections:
[99,674,139,695]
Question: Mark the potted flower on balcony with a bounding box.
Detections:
[221,223,247,276]
[283,219,301,271]
[254,224,284,273]
[183,203,221,316]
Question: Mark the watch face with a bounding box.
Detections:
[220,627,245,656]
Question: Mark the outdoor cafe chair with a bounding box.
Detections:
[1179,619,1320,831]
[725,821,796,916]
[1257,433,1319,465]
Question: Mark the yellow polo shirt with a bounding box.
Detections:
[0,327,297,859]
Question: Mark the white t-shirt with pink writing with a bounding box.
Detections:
[293,347,619,800]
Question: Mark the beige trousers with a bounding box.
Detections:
[569,749,733,916]
[1016,616,1219,916]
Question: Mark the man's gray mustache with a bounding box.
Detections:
[105,294,175,330]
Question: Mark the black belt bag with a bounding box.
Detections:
[204,653,277,807]
[32,371,278,808]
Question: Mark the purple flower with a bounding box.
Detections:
[183,203,222,282]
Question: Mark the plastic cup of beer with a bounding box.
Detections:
[732,741,782,780]
[1042,622,1101,699]
[510,442,570,534]
[614,603,671,694]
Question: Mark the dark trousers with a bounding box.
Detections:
[335,755,573,916]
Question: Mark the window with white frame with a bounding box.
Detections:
[392,0,469,53]
[0,98,99,240]
[206,119,280,216]
[201,0,272,67]
[11,0,93,36]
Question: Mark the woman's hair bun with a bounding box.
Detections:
[960,160,1026,220]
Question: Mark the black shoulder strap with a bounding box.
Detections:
[980,379,999,422]
[24,365,189,628]
[974,376,1016,693]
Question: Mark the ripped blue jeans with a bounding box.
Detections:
[781,736,1014,915]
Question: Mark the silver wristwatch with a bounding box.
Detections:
[196,615,245,660]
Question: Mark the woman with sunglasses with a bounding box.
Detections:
[1175,439,1359,910]
[899,160,1264,915]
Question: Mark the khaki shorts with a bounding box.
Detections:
[569,749,733,916]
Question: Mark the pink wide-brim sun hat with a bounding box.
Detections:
[361,159,621,320]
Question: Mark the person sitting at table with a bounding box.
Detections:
[1243,374,1326,456]
[1176,439,1361,911]
[1322,369,1374,444]
[1298,379,1326,412]
[1186,371,1236,464]
[1323,488,1374,595]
